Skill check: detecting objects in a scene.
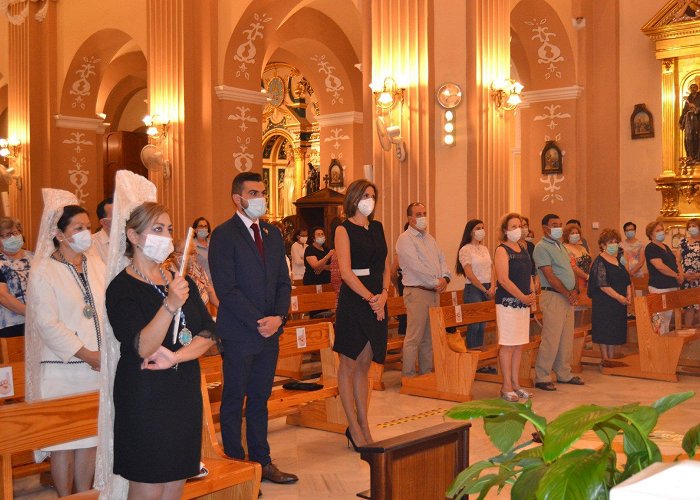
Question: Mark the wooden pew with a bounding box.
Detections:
[277,291,338,379]
[0,338,23,364]
[291,283,334,295]
[0,367,261,499]
[204,322,347,435]
[602,288,700,381]
[400,301,539,402]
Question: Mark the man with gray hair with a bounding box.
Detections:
[396,202,451,378]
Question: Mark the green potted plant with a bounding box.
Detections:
[445,391,699,499]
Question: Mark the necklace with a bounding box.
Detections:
[350,216,369,229]
[53,251,102,350]
[130,264,192,346]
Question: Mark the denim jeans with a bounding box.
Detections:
[463,283,491,348]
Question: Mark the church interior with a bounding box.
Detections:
[2,0,700,499]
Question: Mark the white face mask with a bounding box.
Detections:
[243,197,267,220]
[415,216,427,231]
[196,228,209,239]
[315,236,326,246]
[140,234,174,264]
[473,228,485,241]
[506,228,521,243]
[2,234,23,254]
[357,198,375,217]
[569,233,581,244]
[299,236,308,244]
[66,229,92,254]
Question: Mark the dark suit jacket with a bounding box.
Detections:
[209,212,291,346]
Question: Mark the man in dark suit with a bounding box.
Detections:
[209,172,297,484]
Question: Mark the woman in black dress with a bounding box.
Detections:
[303,226,333,285]
[334,179,389,449]
[588,229,631,368]
[106,202,215,499]
[644,220,683,334]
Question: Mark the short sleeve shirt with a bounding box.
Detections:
[533,237,576,290]
[458,244,492,284]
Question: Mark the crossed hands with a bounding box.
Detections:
[520,292,536,306]
[368,291,387,321]
[141,346,177,370]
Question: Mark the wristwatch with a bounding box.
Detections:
[278,314,288,326]
[444,276,451,284]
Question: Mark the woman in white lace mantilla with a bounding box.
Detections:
[25,191,106,497]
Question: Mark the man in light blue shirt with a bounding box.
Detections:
[532,213,585,390]
[396,202,451,377]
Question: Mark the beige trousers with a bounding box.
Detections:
[402,287,438,376]
[535,290,574,383]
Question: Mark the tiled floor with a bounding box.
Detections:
[16,365,700,499]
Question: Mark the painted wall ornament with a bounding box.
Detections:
[0,0,53,25]
[233,136,253,172]
[228,106,258,132]
[525,18,564,79]
[540,174,565,204]
[233,12,272,80]
[63,131,93,203]
[70,55,101,110]
[311,54,345,105]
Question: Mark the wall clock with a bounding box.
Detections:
[267,76,285,107]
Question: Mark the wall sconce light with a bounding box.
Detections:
[490,79,524,111]
[0,137,21,159]
[142,114,170,141]
[370,77,405,112]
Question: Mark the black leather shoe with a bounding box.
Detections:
[262,463,298,484]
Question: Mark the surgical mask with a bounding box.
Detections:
[655,231,665,242]
[196,228,209,239]
[140,234,174,264]
[315,237,326,246]
[244,197,267,220]
[299,236,308,244]
[67,229,92,254]
[506,228,521,243]
[550,227,563,240]
[569,233,581,244]
[473,229,485,241]
[625,230,635,239]
[357,198,375,217]
[1,234,23,254]
[606,243,619,256]
[415,217,427,231]
[689,227,700,237]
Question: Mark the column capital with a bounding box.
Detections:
[315,111,363,127]
[520,85,584,107]
[215,85,269,105]
[54,114,109,133]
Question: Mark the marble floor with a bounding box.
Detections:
[15,364,700,499]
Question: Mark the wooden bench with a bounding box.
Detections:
[291,283,334,295]
[0,338,23,364]
[0,366,261,499]
[204,322,347,436]
[276,291,338,379]
[602,287,700,381]
[400,301,541,402]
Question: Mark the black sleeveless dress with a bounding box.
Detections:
[334,219,388,363]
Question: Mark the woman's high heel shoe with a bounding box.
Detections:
[345,427,360,452]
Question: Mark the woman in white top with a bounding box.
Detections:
[456,219,495,349]
[192,217,212,281]
[26,201,106,496]
[290,228,308,282]
[620,221,646,278]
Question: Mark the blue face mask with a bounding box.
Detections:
[550,227,563,240]
[606,243,619,256]
[625,230,635,239]
[689,227,700,237]
[655,231,665,242]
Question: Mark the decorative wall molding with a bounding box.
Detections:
[315,111,363,127]
[1,0,53,26]
[54,114,109,132]
[215,85,270,105]
[520,85,583,107]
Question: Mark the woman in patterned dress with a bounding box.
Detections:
[680,218,700,326]
[0,217,33,338]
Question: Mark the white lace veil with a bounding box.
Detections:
[94,171,156,499]
[24,189,80,463]
[25,189,80,403]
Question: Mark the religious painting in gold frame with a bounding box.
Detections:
[630,103,654,140]
[541,140,563,175]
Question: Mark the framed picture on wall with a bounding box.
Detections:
[630,103,654,140]
[541,140,563,174]
[328,158,344,187]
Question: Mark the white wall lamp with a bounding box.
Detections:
[142,114,170,142]
[371,76,408,162]
[490,79,524,112]
[0,137,22,190]
[370,76,405,112]
[436,83,462,146]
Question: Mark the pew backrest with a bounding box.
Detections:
[291,283,335,296]
[0,337,23,364]
[289,291,337,314]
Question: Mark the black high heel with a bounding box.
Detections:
[345,427,360,452]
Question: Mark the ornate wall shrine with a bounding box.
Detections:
[644,1,700,241]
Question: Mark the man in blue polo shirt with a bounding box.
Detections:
[532,213,585,391]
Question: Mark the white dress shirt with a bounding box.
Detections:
[395,227,451,289]
[290,241,306,280]
[90,228,110,264]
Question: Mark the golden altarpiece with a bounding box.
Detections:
[644,1,700,244]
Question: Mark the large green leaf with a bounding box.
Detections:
[682,422,700,458]
[620,406,659,436]
[475,465,521,500]
[511,464,548,500]
[542,405,623,462]
[447,398,548,435]
[484,413,527,453]
[446,460,495,498]
[651,391,695,414]
[536,449,610,500]
[593,422,620,446]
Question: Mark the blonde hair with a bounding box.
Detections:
[563,223,580,243]
[497,212,521,242]
[125,202,169,257]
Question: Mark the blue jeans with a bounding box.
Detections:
[463,283,490,348]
